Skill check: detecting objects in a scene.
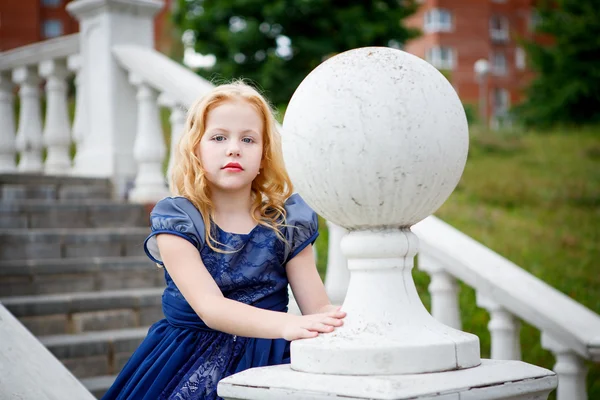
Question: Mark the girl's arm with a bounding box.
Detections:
[286,245,337,315]
[156,234,344,340]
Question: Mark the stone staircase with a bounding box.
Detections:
[0,174,164,398]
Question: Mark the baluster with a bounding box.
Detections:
[324,221,350,305]
[128,73,169,203]
[158,94,186,184]
[476,293,521,360]
[541,333,588,400]
[0,72,17,172]
[13,66,43,172]
[68,54,86,166]
[40,59,72,174]
[418,254,461,330]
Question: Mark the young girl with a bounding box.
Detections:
[102,81,346,400]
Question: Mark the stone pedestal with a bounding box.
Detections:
[220,360,556,400]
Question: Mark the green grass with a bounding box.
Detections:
[313,126,600,399]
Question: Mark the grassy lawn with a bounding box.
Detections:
[312,126,600,399]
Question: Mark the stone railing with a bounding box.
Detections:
[325,216,599,400]
[0,33,82,175]
[0,303,95,399]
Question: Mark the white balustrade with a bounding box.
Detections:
[418,253,462,330]
[542,332,588,400]
[40,59,72,174]
[323,221,349,305]
[13,66,43,173]
[0,72,17,172]
[128,73,169,203]
[477,293,522,360]
[68,54,86,165]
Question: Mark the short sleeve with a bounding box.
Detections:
[143,197,205,265]
[284,193,319,262]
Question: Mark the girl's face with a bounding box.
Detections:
[198,99,264,193]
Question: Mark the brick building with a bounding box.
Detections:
[0,0,173,53]
[404,0,547,124]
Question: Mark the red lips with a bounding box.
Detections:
[222,162,243,171]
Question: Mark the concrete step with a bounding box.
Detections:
[0,174,112,201]
[81,375,116,399]
[1,287,163,336]
[40,326,149,379]
[0,227,149,261]
[0,256,163,297]
[0,199,148,229]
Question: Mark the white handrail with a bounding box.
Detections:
[112,44,214,108]
[413,215,600,362]
[0,34,80,72]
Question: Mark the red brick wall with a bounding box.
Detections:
[405,0,547,117]
[0,0,171,52]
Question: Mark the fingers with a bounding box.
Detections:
[309,322,335,333]
[326,310,347,319]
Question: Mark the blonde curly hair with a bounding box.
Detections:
[170,81,293,252]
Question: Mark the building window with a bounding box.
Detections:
[515,47,526,70]
[491,51,507,75]
[425,46,455,70]
[424,9,453,33]
[493,88,510,121]
[42,20,63,38]
[41,0,61,6]
[490,15,509,42]
[529,10,542,32]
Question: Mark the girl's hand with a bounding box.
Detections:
[282,309,346,341]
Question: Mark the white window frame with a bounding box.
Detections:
[491,51,507,75]
[42,20,63,38]
[41,0,62,7]
[515,47,526,70]
[490,15,509,42]
[425,46,456,70]
[492,88,511,120]
[424,8,453,33]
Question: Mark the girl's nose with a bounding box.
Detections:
[227,146,241,157]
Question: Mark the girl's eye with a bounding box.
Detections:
[213,135,226,142]
[242,137,255,144]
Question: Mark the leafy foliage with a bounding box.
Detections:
[173,0,420,106]
[515,0,600,127]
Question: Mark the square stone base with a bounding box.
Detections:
[218,359,556,400]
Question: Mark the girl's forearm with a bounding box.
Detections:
[192,295,295,339]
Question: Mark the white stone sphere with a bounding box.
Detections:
[282,47,468,229]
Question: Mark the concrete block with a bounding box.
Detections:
[139,306,164,326]
[20,314,68,335]
[72,309,137,333]
[34,274,96,294]
[96,270,160,290]
[0,214,27,229]
[62,355,110,379]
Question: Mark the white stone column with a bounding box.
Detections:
[40,59,72,175]
[477,293,522,360]
[324,221,349,305]
[418,253,462,330]
[542,333,588,400]
[68,54,87,165]
[67,0,164,197]
[0,72,17,172]
[128,74,169,203]
[219,47,556,400]
[13,66,43,173]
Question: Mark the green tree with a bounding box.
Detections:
[515,0,600,127]
[173,0,420,106]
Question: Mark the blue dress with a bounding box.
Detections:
[102,194,318,400]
